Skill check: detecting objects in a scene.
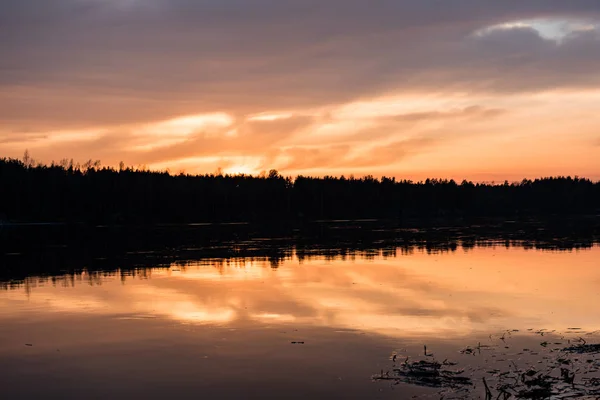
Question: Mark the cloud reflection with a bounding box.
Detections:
[1,246,599,337]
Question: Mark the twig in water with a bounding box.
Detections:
[483,377,493,400]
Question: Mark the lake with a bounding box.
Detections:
[1,226,599,399]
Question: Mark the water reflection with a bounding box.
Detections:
[2,244,599,338]
[2,220,598,283]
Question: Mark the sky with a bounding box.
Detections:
[1,0,599,181]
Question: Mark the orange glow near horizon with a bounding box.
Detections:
[2,7,600,182]
[1,89,598,182]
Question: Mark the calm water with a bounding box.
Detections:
[1,242,599,399]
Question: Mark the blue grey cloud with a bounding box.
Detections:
[1,0,599,129]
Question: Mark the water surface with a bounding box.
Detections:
[1,243,599,399]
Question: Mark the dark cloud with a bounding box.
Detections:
[278,145,352,171]
[391,106,506,122]
[273,136,435,172]
[0,132,48,144]
[347,137,438,168]
[1,0,600,128]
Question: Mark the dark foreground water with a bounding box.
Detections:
[1,228,599,399]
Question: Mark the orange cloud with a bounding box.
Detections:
[1,1,600,180]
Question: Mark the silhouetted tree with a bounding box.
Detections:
[0,157,598,224]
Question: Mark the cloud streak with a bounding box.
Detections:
[1,0,599,179]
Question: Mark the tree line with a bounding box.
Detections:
[1,155,599,224]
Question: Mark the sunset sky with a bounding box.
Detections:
[1,1,599,181]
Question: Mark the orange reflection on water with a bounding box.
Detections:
[1,246,599,337]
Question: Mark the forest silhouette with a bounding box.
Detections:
[1,155,599,224]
